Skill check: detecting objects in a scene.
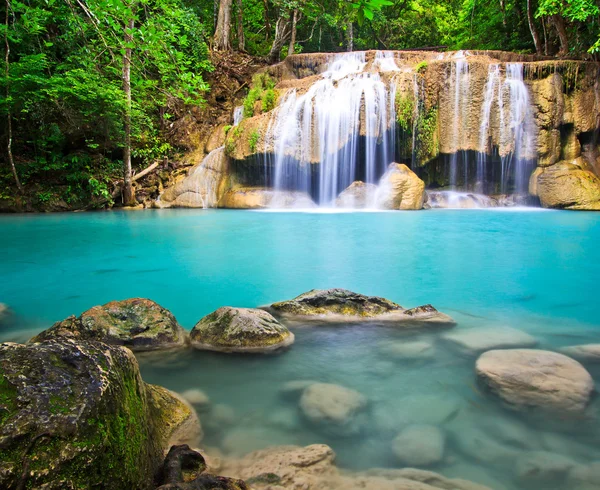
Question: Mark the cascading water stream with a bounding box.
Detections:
[449,53,470,188]
[477,64,500,191]
[191,147,227,208]
[265,52,397,206]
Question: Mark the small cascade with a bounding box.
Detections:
[449,54,470,188]
[266,52,397,206]
[477,64,501,192]
[373,51,400,72]
[233,106,244,126]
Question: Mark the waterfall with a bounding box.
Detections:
[189,147,227,208]
[477,64,500,191]
[266,52,397,206]
[449,54,470,188]
[373,51,400,72]
[233,106,244,126]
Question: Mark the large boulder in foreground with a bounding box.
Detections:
[335,181,377,208]
[530,158,600,210]
[299,383,367,436]
[476,349,594,414]
[190,307,294,353]
[30,298,188,352]
[218,187,316,209]
[375,163,426,210]
[264,289,455,326]
[0,339,171,489]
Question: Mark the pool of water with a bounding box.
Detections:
[1,208,599,489]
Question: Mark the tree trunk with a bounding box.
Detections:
[288,9,298,55]
[346,21,353,52]
[214,0,233,51]
[235,0,244,51]
[542,16,548,55]
[4,0,22,193]
[526,0,543,55]
[122,17,135,206]
[268,11,291,62]
[552,14,568,56]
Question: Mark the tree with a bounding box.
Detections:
[526,0,543,54]
[214,0,233,50]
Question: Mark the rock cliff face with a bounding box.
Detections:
[159,50,600,210]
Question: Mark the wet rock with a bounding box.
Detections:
[265,289,455,326]
[299,383,367,435]
[221,427,292,457]
[392,425,446,466]
[379,340,435,360]
[0,339,164,489]
[476,349,594,414]
[375,163,426,210]
[335,181,377,208]
[218,187,316,209]
[515,451,579,485]
[453,426,523,467]
[443,327,537,354]
[530,158,600,210]
[204,404,237,431]
[560,344,600,363]
[147,384,203,448]
[190,307,294,353]
[156,444,248,490]
[30,298,188,352]
[180,389,211,410]
[568,462,600,490]
[377,393,461,429]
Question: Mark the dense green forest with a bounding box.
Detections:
[1,0,599,210]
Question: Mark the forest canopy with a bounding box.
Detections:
[1,0,599,208]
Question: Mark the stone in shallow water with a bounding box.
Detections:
[190,307,294,353]
[335,181,377,208]
[560,344,600,363]
[205,404,236,431]
[476,349,594,414]
[392,425,446,466]
[180,388,211,410]
[453,426,524,467]
[443,326,537,354]
[0,303,10,325]
[395,393,462,426]
[375,163,426,210]
[379,340,436,359]
[569,462,600,490]
[515,451,580,485]
[300,383,367,436]
[30,297,188,352]
[280,379,318,399]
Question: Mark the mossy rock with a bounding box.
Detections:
[0,339,163,489]
[30,298,188,352]
[190,307,294,353]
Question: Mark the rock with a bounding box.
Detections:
[190,307,294,353]
[560,344,600,363]
[335,181,377,208]
[207,404,237,428]
[530,158,600,210]
[0,339,164,489]
[265,289,455,326]
[156,444,249,490]
[379,340,435,360]
[299,383,367,435]
[180,389,211,410]
[280,379,318,399]
[569,462,600,490]
[392,425,445,466]
[146,384,203,448]
[453,426,523,467]
[30,298,188,352]
[378,393,462,428]
[476,349,594,414]
[516,451,579,485]
[443,327,537,354]
[219,187,316,209]
[425,191,499,209]
[375,163,426,210]
[0,303,10,325]
[221,427,293,457]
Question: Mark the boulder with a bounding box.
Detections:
[475,349,594,414]
[190,307,294,353]
[218,187,316,209]
[375,163,426,210]
[392,425,446,466]
[453,426,523,467]
[180,388,211,410]
[0,303,9,325]
[443,327,537,354]
[30,298,188,352]
[568,462,600,490]
[299,383,367,435]
[0,339,166,489]
[379,340,435,360]
[374,393,461,430]
[515,451,579,485]
[335,181,377,208]
[560,344,600,363]
[264,289,455,326]
[204,404,237,431]
[530,159,600,210]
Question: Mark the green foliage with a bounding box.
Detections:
[223,125,233,134]
[249,130,261,152]
[415,107,438,165]
[243,73,277,118]
[415,61,428,74]
[262,89,278,112]
[395,93,414,132]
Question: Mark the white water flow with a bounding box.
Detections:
[266,52,397,206]
[191,147,226,208]
[449,55,470,188]
[477,64,500,190]
[233,106,244,126]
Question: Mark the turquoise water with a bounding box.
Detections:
[1,209,600,489]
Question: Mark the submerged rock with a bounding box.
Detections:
[335,181,377,208]
[392,425,446,466]
[476,349,594,414]
[180,388,211,410]
[30,298,188,352]
[515,451,579,485]
[190,307,294,353]
[379,339,435,359]
[219,187,316,209]
[443,326,537,354]
[264,289,455,326]
[0,339,168,489]
[0,303,10,325]
[375,163,426,210]
[568,461,600,490]
[280,379,318,398]
[299,383,367,435]
[560,344,600,363]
